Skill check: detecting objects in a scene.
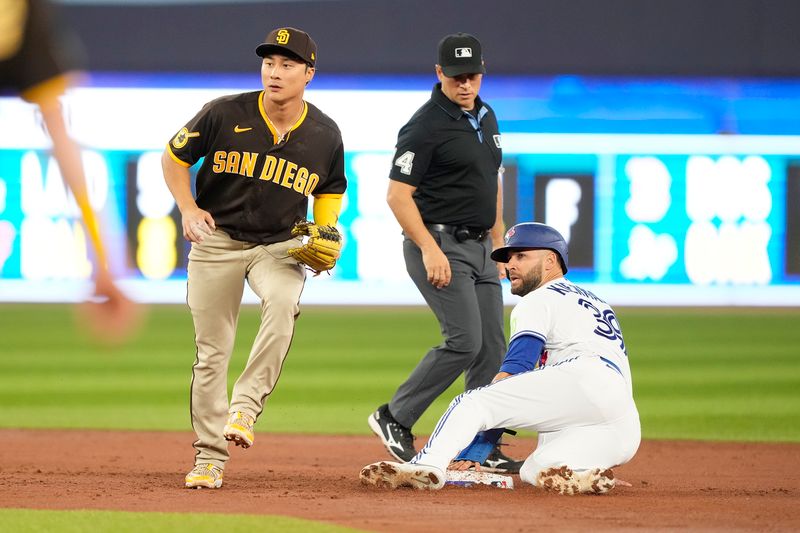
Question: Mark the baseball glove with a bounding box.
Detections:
[287,220,342,275]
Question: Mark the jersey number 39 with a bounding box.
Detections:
[578,298,627,355]
[394,151,415,175]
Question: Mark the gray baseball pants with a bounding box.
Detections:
[389,230,505,429]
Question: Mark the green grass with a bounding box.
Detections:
[0,304,798,441]
[0,509,362,532]
[619,307,800,441]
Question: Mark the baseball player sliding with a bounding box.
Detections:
[361,222,641,494]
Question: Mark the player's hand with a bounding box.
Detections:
[495,261,507,280]
[182,207,216,243]
[76,268,144,345]
[421,244,451,289]
[492,371,512,383]
[448,460,481,471]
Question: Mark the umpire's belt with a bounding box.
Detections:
[426,224,489,242]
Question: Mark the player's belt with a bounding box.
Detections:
[426,224,489,242]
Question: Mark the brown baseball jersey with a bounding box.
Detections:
[166,90,347,244]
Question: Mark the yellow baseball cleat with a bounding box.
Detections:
[223,411,255,448]
[185,463,223,489]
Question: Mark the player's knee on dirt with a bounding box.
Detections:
[519,456,545,486]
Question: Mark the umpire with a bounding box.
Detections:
[369,33,519,472]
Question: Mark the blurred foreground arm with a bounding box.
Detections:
[40,102,141,343]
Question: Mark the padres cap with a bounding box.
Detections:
[437,33,486,77]
[256,27,317,67]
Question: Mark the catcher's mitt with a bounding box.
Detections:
[287,220,342,274]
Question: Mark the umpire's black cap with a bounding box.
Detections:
[256,27,317,67]
[438,33,486,77]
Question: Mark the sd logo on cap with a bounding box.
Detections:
[256,27,317,67]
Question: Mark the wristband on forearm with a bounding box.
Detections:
[454,427,505,463]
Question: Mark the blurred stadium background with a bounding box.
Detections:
[1,0,798,438]
[1,0,800,306]
[2,3,799,531]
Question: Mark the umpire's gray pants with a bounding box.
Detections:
[389,230,505,429]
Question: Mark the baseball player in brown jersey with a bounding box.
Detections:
[161,27,347,489]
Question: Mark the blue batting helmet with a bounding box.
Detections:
[490,222,569,273]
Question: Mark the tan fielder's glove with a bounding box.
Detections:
[288,220,342,275]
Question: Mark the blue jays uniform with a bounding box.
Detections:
[412,276,640,486]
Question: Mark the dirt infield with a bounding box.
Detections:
[1,429,799,531]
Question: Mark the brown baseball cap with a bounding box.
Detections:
[255,27,317,67]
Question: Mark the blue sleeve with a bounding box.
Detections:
[499,334,545,374]
[454,428,505,463]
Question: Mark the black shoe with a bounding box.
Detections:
[367,404,417,462]
[482,445,524,474]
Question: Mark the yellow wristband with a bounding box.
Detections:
[76,196,107,269]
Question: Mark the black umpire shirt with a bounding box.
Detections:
[389,83,503,230]
[167,91,347,244]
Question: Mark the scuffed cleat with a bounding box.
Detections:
[537,465,615,495]
[360,461,445,490]
[185,463,223,489]
[223,411,255,448]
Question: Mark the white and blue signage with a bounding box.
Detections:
[1,75,798,305]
